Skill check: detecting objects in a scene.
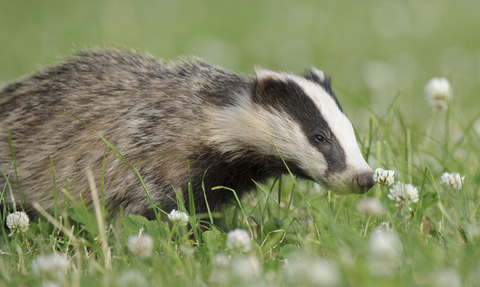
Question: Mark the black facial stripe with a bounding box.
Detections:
[254,78,347,173]
[303,70,343,113]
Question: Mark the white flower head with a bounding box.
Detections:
[369,229,401,276]
[168,209,189,226]
[179,244,194,256]
[286,258,340,287]
[433,268,462,287]
[424,77,452,111]
[210,254,232,285]
[404,184,419,203]
[440,172,465,190]
[213,253,230,268]
[6,211,30,236]
[41,281,61,287]
[373,168,394,188]
[226,229,252,252]
[230,256,261,280]
[373,222,393,234]
[128,234,154,258]
[356,198,385,217]
[388,182,419,211]
[210,268,229,285]
[117,270,148,287]
[32,253,69,281]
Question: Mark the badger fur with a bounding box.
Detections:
[0,49,374,218]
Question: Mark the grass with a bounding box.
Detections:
[1,1,480,286]
[1,89,478,287]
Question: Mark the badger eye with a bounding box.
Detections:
[314,134,327,143]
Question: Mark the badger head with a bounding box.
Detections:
[251,67,374,194]
[207,67,375,194]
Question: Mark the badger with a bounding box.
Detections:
[0,49,375,218]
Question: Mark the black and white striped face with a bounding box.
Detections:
[250,67,374,194]
[206,67,375,194]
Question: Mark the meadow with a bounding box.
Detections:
[1,1,480,286]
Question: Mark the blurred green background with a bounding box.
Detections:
[1,0,479,132]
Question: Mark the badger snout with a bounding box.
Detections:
[352,172,376,194]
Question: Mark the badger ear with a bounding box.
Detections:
[254,66,284,81]
[254,67,288,105]
[304,67,325,83]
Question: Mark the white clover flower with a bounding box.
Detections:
[230,256,261,280]
[434,268,462,287]
[41,281,61,287]
[117,270,148,287]
[168,209,189,226]
[210,253,231,285]
[179,244,194,257]
[465,223,480,240]
[373,168,394,188]
[356,198,385,217]
[373,222,393,234]
[226,229,252,252]
[369,229,401,276]
[32,253,69,281]
[286,258,340,287]
[388,182,404,202]
[424,77,452,111]
[128,234,154,258]
[210,268,229,285]
[440,172,465,190]
[213,253,230,268]
[405,184,419,203]
[6,211,30,236]
[388,182,419,211]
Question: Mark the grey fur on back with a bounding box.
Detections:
[0,49,259,217]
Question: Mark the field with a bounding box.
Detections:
[1,1,480,286]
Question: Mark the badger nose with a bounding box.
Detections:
[353,172,376,194]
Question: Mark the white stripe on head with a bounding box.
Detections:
[289,75,372,180]
[204,91,328,178]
